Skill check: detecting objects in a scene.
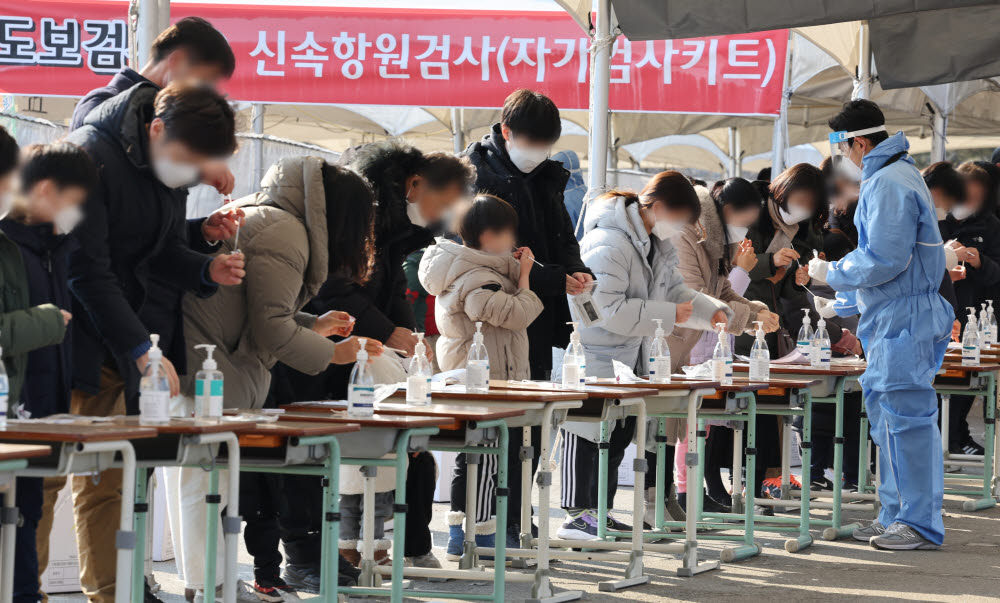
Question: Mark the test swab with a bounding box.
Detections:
[513,247,544,267]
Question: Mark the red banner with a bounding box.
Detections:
[0,1,788,115]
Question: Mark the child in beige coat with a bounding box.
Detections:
[418,194,543,558]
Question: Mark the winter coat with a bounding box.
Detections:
[180,156,337,410]
[736,197,827,356]
[0,230,67,416]
[552,150,587,242]
[65,83,217,410]
[562,195,730,443]
[939,210,1000,325]
[464,124,592,377]
[669,190,768,367]
[419,238,543,379]
[268,142,436,404]
[0,220,75,418]
[404,249,437,336]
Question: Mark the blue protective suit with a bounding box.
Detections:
[825,132,953,545]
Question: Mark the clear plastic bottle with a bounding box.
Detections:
[562,321,587,389]
[988,300,998,345]
[963,308,981,366]
[466,322,490,393]
[407,332,433,405]
[980,303,992,347]
[796,309,813,361]
[749,320,770,381]
[647,318,671,383]
[0,337,8,428]
[711,323,733,386]
[810,316,832,368]
[139,334,171,424]
[347,338,375,417]
[193,344,224,418]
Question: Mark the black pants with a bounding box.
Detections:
[450,426,540,527]
[704,426,733,501]
[560,416,637,510]
[804,392,863,483]
[404,451,437,557]
[9,477,43,603]
[240,473,284,581]
[941,394,975,449]
[746,409,782,498]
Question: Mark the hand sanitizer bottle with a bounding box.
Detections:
[194,344,224,418]
[988,300,998,345]
[963,308,981,366]
[797,309,813,361]
[348,338,375,417]
[979,303,992,347]
[466,322,490,393]
[749,320,770,381]
[712,323,733,386]
[139,334,171,424]
[811,316,831,368]
[0,335,8,428]
[648,318,671,383]
[407,332,433,405]
[562,322,587,389]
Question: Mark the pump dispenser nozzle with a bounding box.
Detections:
[474,322,484,342]
[194,344,218,370]
[801,309,811,325]
[567,321,581,340]
[653,318,664,336]
[754,320,764,336]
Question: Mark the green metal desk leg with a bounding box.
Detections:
[318,437,341,600]
[655,417,667,530]
[131,468,149,603]
[597,420,610,540]
[786,392,813,552]
[965,373,997,511]
[492,423,509,603]
[824,378,864,540]
[695,418,707,524]
[722,393,760,562]
[203,468,221,600]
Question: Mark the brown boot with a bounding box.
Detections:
[373,549,391,566]
[340,547,361,567]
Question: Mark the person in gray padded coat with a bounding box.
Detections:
[557,171,732,540]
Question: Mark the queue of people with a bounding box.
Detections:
[0,15,984,603]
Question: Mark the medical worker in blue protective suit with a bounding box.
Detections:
[809,100,953,551]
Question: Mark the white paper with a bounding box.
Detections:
[681,360,715,378]
[373,382,406,404]
[612,359,644,383]
[771,349,810,364]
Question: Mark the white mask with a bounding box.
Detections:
[935,206,948,221]
[152,157,199,189]
[950,204,975,221]
[725,224,749,243]
[53,205,84,235]
[506,140,549,174]
[406,199,428,228]
[836,155,864,182]
[652,219,684,241]
[0,191,12,220]
[779,204,812,225]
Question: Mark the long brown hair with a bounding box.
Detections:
[322,163,376,284]
[599,170,701,221]
[769,163,827,230]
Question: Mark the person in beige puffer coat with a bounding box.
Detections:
[418,194,543,552]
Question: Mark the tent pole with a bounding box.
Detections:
[135,0,159,69]
[451,107,465,154]
[931,110,948,163]
[771,31,793,176]
[607,116,618,187]
[727,127,737,178]
[251,103,266,187]
[734,128,743,178]
[586,0,613,197]
[855,22,872,100]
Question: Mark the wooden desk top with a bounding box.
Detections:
[393,385,584,403]
[278,411,453,429]
[236,420,362,438]
[488,380,659,399]
[0,420,158,443]
[733,362,866,377]
[109,417,260,435]
[285,401,527,422]
[0,443,52,462]
[939,362,1000,374]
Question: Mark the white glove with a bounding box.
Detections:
[814,296,837,319]
[943,246,959,270]
[807,257,829,284]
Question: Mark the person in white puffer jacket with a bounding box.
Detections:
[558,170,732,540]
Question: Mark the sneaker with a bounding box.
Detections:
[605,514,632,533]
[952,438,985,456]
[760,475,801,499]
[144,581,164,603]
[853,521,885,542]
[556,510,600,541]
[870,522,940,550]
[405,552,442,568]
[281,564,319,595]
[338,555,361,586]
[753,504,775,517]
[810,477,834,491]
[249,577,301,602]
[505,523,521,549]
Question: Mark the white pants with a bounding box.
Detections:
[163,395,228,590]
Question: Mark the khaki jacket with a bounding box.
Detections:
[418,238,543,380]
[181,156,337,409]
[669,188,769,368]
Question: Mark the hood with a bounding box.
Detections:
[419,237,520,297]
[861,131,913,180]
[85,82,159,171]
[690,185,726,261]
[584,194,649,247]
[553,149,585,190]
[0,219,72,255]
[254,156,330,293]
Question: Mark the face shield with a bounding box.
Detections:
[828,125,887,183]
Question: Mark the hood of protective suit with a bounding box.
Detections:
[861,131,914,180]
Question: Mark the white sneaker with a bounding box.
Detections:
[870,522,940,550]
